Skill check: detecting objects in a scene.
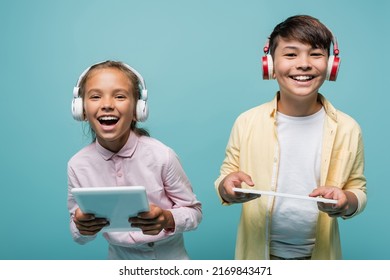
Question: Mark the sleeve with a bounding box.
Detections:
[162,149,202,234]
[342,129,367,219]
[67,163,97,244]
[214,117,242,204]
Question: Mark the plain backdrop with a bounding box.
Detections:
[1,0,388,260]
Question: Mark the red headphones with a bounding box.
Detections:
[261,36,341,81]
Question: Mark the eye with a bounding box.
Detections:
[284,52,297,58]
[115,94,127,100]
[89,94,101,100]
[311,52,324,57]
[311,49,326,57]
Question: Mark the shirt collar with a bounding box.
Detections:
[96,132,139,161]
[269,92,337,122]
[318,93,338,122]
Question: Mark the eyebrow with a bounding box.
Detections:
[85,88,130,96]
[282,46,299,51]
[282,45,325,52]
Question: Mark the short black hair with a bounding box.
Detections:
[269,15,333,57]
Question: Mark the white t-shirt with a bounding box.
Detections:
[270,107,325,259]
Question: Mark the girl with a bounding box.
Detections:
[67,61,202,260]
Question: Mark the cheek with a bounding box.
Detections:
[315,59,329,72]
[272,60,289,76]
[82,102,90,118]
[83,102,96,118]
[117,102,136,120]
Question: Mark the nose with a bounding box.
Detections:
[296,55,312,70]
[101,96,114,111]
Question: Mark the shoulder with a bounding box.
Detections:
[234,99,274,127]
[335,110,363,134]
[321,94,362,134]
[138,136,172,152]
[68,142,97,167]
[323,97,362,133]
[136,136,178,161]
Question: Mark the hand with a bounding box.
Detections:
[218,171,260,203]
[73,208,109,236]
[129,204,175,235]
[309,186,357,218]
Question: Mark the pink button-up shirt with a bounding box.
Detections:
[67,132,202,259]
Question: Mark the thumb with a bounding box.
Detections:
[237,171,255,187]
[75,208,95,221]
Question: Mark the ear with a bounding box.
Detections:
[132,104,137,121]
[82,103,87,121]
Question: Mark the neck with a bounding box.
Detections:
[96,129,131,153]
[277,93,322,117]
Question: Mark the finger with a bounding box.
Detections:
[230,193,260,203]
[138,224,163,235]
[238,172,255,187]
[230,175,254,189]
[317,203,346,217]
[135,204,162,219]
[74,217,108,227]
[136,212,158,220]
[309,189,321,197]
[317,202,337,213]
[317,201,335,209]
[76,222,109,235]
[246,193,261,200]
[309,187,330,198]
[78,230,98,236]
[129,217,158,225]
[141,229,162,236]
[75,208,95,222]
[78,227,103,236]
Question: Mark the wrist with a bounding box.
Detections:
[344,191,358,216]
[163,210,175,231]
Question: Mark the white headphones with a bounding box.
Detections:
[262,36,341,81]
[71,61,149,122]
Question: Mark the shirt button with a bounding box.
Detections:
[147,242,154,247]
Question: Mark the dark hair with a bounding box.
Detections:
[269,15,333,58]
[79,60,150,139]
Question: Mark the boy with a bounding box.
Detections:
[215,15,366,260]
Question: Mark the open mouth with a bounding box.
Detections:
[98,116,119,126]
[291,75,314,81]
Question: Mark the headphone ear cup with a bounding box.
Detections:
[326,55,341,81]
[262,54,274,80]
[72,97,84,121]
[136,99,149,122]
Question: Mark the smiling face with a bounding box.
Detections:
[83,67,136,152]
[272,38,328,115]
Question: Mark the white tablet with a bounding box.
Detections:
[233,187,338,204]
[71,186,150,232]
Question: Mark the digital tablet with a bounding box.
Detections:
[233,187,338,204]
[71,186,150,232]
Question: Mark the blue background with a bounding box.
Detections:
[1,0,388,260]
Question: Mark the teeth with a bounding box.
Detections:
[293,76,312,81]
[98,116,118,121]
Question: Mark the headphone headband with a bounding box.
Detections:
[73,61,148,100]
